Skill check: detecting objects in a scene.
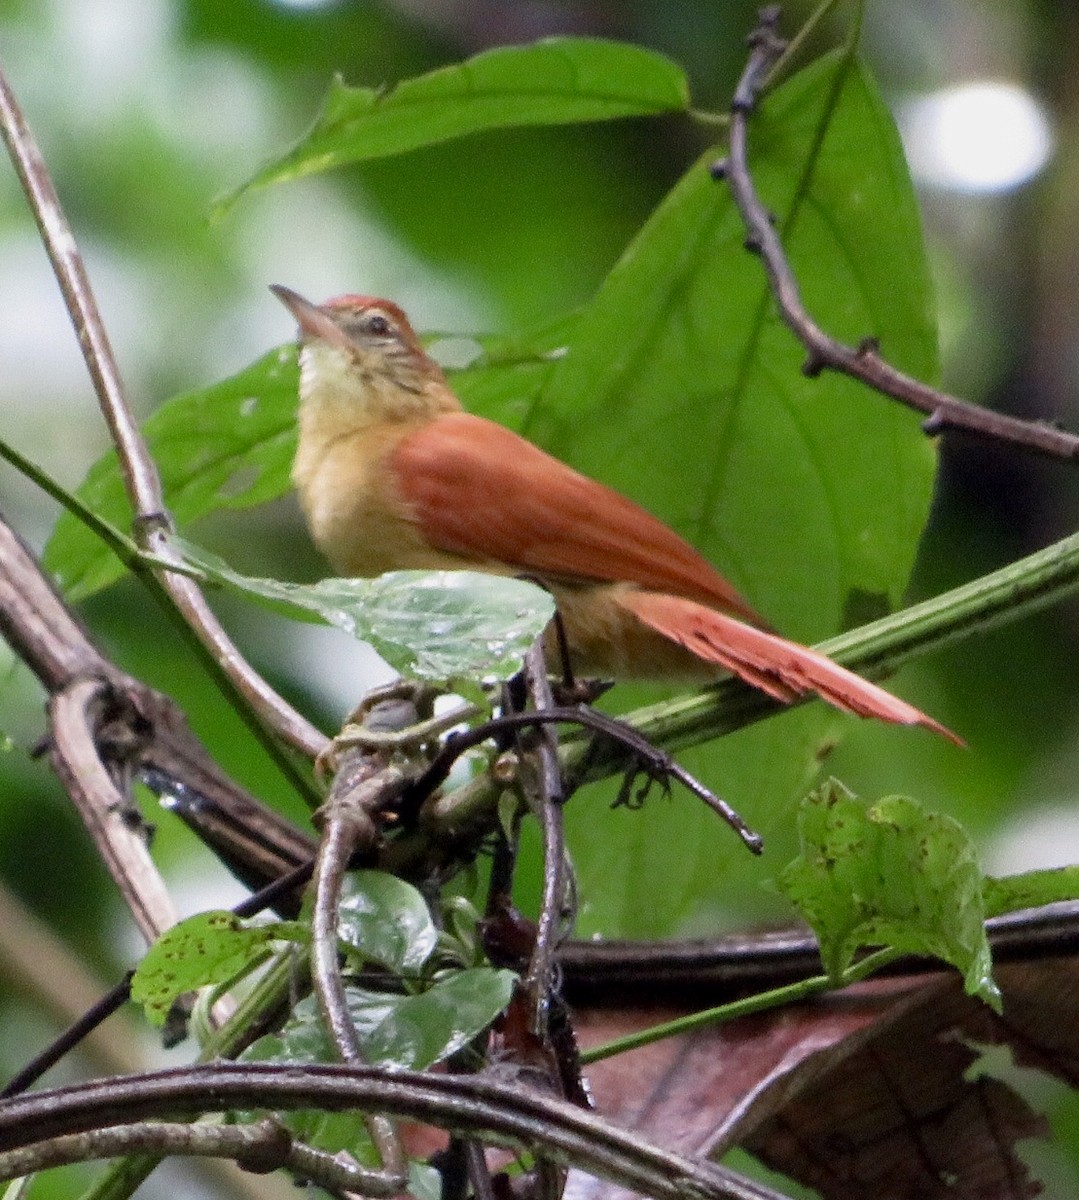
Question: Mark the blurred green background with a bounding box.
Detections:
[1,0,1079,1195]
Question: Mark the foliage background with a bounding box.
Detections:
[1,0,1079,1195]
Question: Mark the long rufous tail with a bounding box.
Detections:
[616,591,961,744]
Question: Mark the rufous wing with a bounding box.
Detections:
[616,590,962,743]
[393,412,958,742]
[391,411,766,623]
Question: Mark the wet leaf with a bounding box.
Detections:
[337,871,438,974]
[172,536,553,682]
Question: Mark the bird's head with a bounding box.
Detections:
[271,284,448,420]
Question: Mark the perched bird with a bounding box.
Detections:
[272,284,956,741]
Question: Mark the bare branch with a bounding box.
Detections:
[405,704,761,852]
[0,886,146,1088]
[0,510,318,939]
[3,859,317,1100]
[0,518,110,689]
[0,1063,794,1200]
[0,1115,398,1195]
[558,900,1079,1002]
[49,678,176,942]
[715,6,1079,461]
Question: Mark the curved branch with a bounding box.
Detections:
[309,705,418,1185]
[714,6,1079,461]
[0,1116,397,1196]
[520,642,567,1029]
[0,1063,790,1200]
[49,679,176,942]
[405,704,761,851]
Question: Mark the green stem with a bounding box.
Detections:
[580,946,900,1064]
[763,0,849,92]
[0,437,139,564]
[410,529,1079,833]
[687,108,731,128]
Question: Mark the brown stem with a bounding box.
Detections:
[309,705,417,1186]
[406,704,761,852]
[0,1115,397,1196]
[715,6,1079,461]
[0,511,312,946]
[48,678,176,942]
[520,643,566,1036]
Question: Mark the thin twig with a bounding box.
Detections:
[465,1140,499,1200]
[714,6,1079,461]
[2,859,315,1101]
[0,976,133,1101]
[761,0,845,90]
[0,64,328,761]
[406,705,761,852]
[310,705,414,1187]
[233,859,316,920]
[520,643,567,1036]
[0,434,322,805]
[0,1115,398,1195]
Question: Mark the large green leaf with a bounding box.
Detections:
[224,38,689,205]
[532,53,937,632]
[344,968,517,1070]
[44,347,299,600]
[542,52,942,936]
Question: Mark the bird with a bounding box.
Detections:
[271,283,957,742]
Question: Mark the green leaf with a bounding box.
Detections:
[241,996,330,1067]
[337,871,439,973]
[776,781,999,1009]
[44,347,298,601]
[130,911,295,1026]
[224,39,689,205]
[984,866,1079,919]
[232,1035,376,1162]
[549,51,942,937]
[245,968,516,1071]
[171,536,554,682]
[351,968,517,1069]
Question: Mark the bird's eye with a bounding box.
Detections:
[365,314,391,337]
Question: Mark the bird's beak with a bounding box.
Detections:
[270,284,353,354]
